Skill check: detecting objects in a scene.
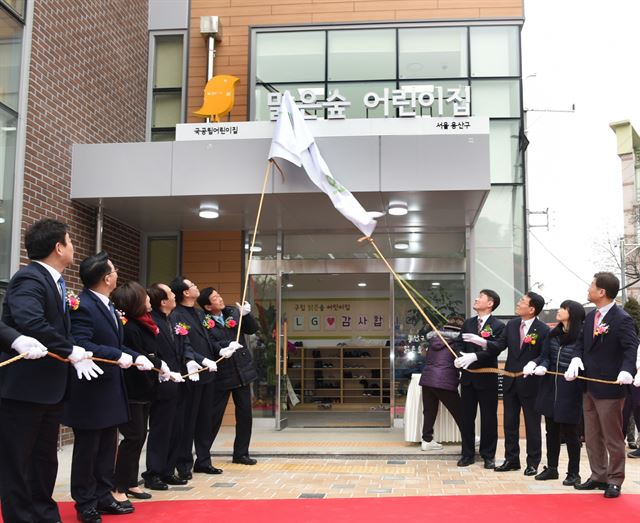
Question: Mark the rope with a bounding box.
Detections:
[47,351,163,374]
[464,366,621,385]
[0,352,27,367]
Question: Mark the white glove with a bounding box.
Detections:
[565,357,584,381]
[169,371,185,383]
[117,353,133,369]
[634,371,640,388]
[72,359,104,381]
[11,336,48,359]
[220,341,243,358]
[454,352,478,369]
[158,360,171,382]
[616,371,634,385]
[236,301,251,316]
[202,358,218,372]
[186,360,202,381]
[135,355,154,371]
[522,361,537,377]
[461,333,488,348]
[534,366,547,376]
[68,345,90,363]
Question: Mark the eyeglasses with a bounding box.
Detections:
[107,268,119,276]
[188,283,197,289]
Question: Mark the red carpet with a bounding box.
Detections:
[8,494,638,522]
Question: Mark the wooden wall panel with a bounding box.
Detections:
[187,0,524,123]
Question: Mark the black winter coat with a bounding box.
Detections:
[205,306,259,390]
[534,332,582,424]
[121,319,162,403]
[151,309,188,400]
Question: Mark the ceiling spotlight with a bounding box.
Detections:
[394,241,409,250]
[432,282,441,287]
[358,282,367,287]
[198,205,219,219]
[286,283,294,288]
[388,202,408,216]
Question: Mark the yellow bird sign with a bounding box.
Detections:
[193,75,239,122]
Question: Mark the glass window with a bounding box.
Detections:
[471,79,520,118]
[473,185,525,312]
[399,80,469,117]
[152,92,182,128]
[328,29,395,81]
[146,237,178,286]
[0,10,23,111]
[154,35,184,89]
[1,0,24,18]
[489,119,523,183]
[253,83,325,121]
[399,27,467,79]
[0,106,17,282]
[256,31,325,83]
[470,26,520,77]
[327,82,396,119]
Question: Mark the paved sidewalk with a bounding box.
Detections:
[51,425,640,501]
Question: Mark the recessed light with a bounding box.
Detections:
[286,283,294,288]
[432,282,441,287]
[388,202,408,216]
[394,242,409,250]
[357,282,367,287]
[198,205,219,219]
[244,243,262,253]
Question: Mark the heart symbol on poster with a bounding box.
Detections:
[327,317,335,326]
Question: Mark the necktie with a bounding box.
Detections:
[108,302,119,327]
[58,276,66,310]
[477,317,483,334]
[519,321,527,347]
[593,310,601,337]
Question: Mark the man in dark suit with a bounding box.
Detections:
[65,251,153,523]
[492,291,549,476]
[566,272,638,498]
[0,219,99,523]
[197,288,254,465]
[169,276,220,478]
[453,289,506,469]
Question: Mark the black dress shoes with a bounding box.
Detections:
[523,466,538,476]
[562,473,581,486]
[161,474,188,485]
[604,484,621,498]
[77,508,102,523]
[193,464,223,474]
[125,489,152,499]
[177,471,193,481]
[96,500,135,515]
[483,459,495,470]
[534,466,558,480]
[144,476,169,491]
[574,478,607,491]
[457,456,474,467]
[494,461,520,472]
[232,455,258,465]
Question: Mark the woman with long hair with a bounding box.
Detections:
[528,299,585,485]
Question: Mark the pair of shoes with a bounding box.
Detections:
[604,484,621,498]
[161,474,188,485]
[628,442,638,449]
[563,473,581,486]
[193,464,223,474]
[534,466,558,481]
[483,458,495,470]
[177,471,192,481]
[494,461,520,472]
[574,478,607,491]
[96,500,134,515]
[627,448,640,458]
[524,466,538,476]
[457,456,474,467]
[77,508,102,523]
[143,476,168,491]
[125,489,151,500]
[232,455,258,465]
[421,440,443,451]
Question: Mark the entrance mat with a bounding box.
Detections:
[8,494,639,522]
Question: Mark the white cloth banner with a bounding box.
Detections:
[268,91,382,237]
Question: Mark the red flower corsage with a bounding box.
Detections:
[202,315,216,330]
[225,317,237,328]
[66,291,80,311]
[480,325,493,338]
[174,322,190,335]
[523,332,539,346]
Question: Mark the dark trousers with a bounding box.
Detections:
[544,416,580,474]
[503,387,541,467]
[622,387,640,441]
[145,394,182,478]
[583,392,626,486]
[71,426,118,512]
[211,384,253,459]
[421,386,462,443]
[114,402,150,491]
[460,382,498,459]
[177,380,215,474]
[0,399,62,523]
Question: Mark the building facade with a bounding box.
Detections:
[3,0,526,431]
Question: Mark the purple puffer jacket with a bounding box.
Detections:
[418,329,460,392]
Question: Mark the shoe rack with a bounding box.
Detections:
[287,344,391,406]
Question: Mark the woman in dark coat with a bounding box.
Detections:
[530,299,585,485]
[418,317,463,451]
[111,282,166,501]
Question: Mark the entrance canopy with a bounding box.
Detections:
[71,118,490,234]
